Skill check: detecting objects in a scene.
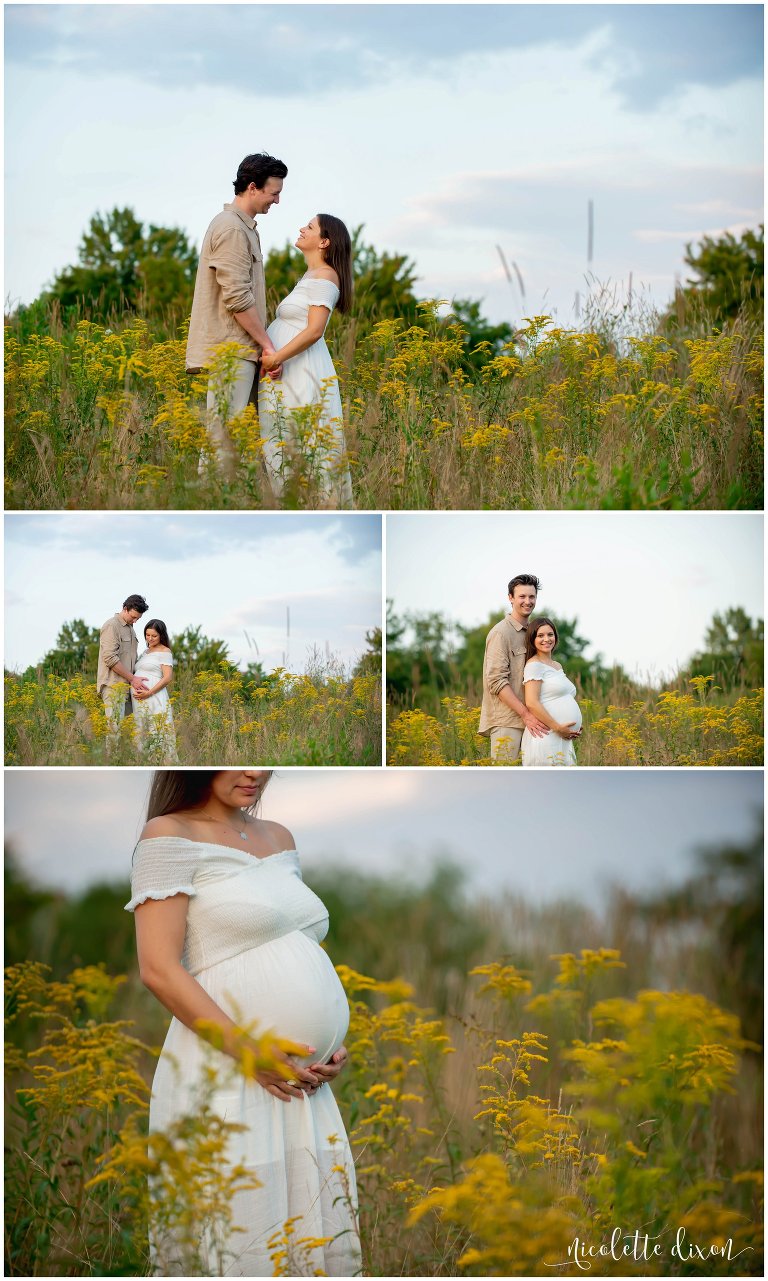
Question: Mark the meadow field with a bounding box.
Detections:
[4,664,381,766]
[387,676,764,766]
[5,303,763,511]
[5,851,762,1278]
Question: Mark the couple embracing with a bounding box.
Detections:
[480,573,583,767]
[186,151,353,506]
[98,595,178,761]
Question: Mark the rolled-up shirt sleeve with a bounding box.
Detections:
[100,619,121,670]
[485,632,512,696]
[209,225,255,313]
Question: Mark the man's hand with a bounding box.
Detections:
[130,675,149,693]
[522,710,550,739]
[260,347,283,378]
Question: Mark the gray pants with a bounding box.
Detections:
[489,725,523,762]
[204,358,258,477]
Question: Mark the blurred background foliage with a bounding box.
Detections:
[5,814,762,1047]
[386,601,764,711]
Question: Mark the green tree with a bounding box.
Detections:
[170,625,232,674]
[20,618,101,681]
[352,627,382,678]
[630,819,763,1048]
[687,607,764,689]
[385,603,458,703]
[667,225,763,327]
[265,226,420,326]
[445,298,514,373]
[454,609,611,692]
[47,207,198,320]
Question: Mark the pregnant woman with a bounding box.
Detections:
[521,617,582,767]
[125,770,359,1276]
[258,214,354,508]
[131,619,178,763]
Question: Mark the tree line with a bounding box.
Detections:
[386,602,764,707]
[9,620,382,685]
[8,206,763,355]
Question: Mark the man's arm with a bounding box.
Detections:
[210,226,276,354]
[485,634,549,737]
[100,620,146,691]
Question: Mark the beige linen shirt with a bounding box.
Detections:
[186,202,267,372]
[479,614,528,736]
[97,614,138,696]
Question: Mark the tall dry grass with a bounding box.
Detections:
[4,662,381,765]
[5,304,763,511]
[387,675,764,766]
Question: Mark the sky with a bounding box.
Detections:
[4,767,762,903]
[4,512,382,672]
[4,3,763,325]
[386,511,763,679]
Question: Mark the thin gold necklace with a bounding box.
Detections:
[198,811,251,841]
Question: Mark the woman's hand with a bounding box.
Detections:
[133,686,156,701]
[251,1040,322,1102]
[260,348,282,374]
[556,722,581,739]
[307,1045,349,1087]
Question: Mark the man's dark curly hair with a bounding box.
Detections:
[233,153,288,194]
[508,573,541,597]
[123,594,149,614]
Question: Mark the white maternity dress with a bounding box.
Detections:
[130,649,178,762]
[125,840,360,1277]
[521,659,582,767]
[257,275,354,508]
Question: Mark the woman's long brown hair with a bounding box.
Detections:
[318,213,353,313]
[146,771,272,820]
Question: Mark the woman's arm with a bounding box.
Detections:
[134,662,173,701]
[134,894,320,1101]
[524,680,578,737]
[260,306,330,370]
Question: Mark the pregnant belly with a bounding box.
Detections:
[198,931,350,1066]
[544,694,582,730]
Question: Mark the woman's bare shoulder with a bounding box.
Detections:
[312,266,340,288]
[257,818,297,851]
[139,813,192,842]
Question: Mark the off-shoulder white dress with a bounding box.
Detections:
[125,840,360,1277]
[521,659,581,767]
[258,274,354,508]
[130,648,177,762]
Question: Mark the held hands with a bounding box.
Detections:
[308,1044,349,1084]
[260,347,283,378]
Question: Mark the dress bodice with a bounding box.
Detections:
[134,648,174,679]
[125,841,328,975]
[274,275,339,333]
[523,660,578,706]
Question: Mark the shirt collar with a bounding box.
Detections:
[505,613,527,632]
[224,200,257,231]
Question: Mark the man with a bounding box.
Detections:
[98,594,150,736]
[479,573,552,763]
[186,152,288,476]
